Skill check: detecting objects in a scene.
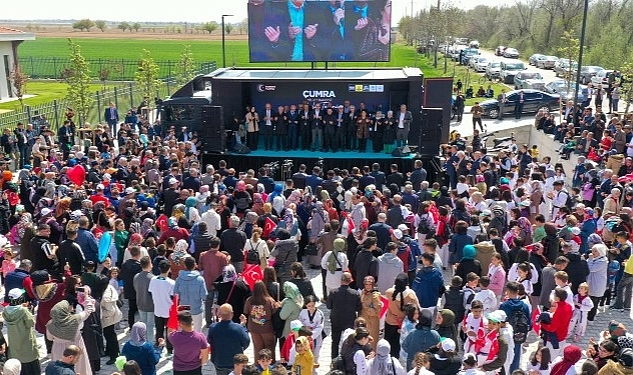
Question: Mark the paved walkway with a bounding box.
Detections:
[3,262,630,374]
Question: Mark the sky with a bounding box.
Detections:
[1,0,503,25]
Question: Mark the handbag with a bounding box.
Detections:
[304,243,318,256]
[271,283,285,338]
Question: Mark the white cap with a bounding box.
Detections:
[441,338,456,352]
[393,229,403,240]
[96,184,105,190]
[8,288,24,300]
[570,227,581,235]
[397,224,409,232]
[125,187,136,194]
[41,208,52,216]
[169,178,179,185]
[290,320,302,331]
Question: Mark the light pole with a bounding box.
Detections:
[573,0,589,104]
[221,14,233,68]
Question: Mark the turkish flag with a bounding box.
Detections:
[167,294,180,331]
[242,264,263,290]
[532,305,541,335]
[379,295,389,318]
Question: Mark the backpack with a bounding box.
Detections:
[417,214,435,235]
[507,308,530,343]
[246,240,262,265]
[559,189,574,210]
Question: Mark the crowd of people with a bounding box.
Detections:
[1,94,633,375]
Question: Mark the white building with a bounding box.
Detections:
[0,26,35,101]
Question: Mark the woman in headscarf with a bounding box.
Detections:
[435,309,458,343]
[402,308,441,371]
[184,196,201,225]
[251,192,265,216]
[385,273,419,357]
[270,229,299,284]
[2,359,21,375]
[99,272,122,366]
[214,265,251,323]
[455,244,482,283]
[307,201,329,267]
[518,216,534,245]
[279,281,303,348]
[321,238,349,296]
[121,322,163,375]
[587,243,608,323]
[360,275,383,351]
[140,218,157,240]
[233,180,252,217]
[367,339,407,375]
[168,239,189,279]
[550,345,582,375]
[46,300,93,375]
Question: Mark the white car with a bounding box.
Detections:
[591,69,614,87]
[471,57,490,72]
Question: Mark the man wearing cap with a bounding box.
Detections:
[327,272,362,358]
[3,288,40,375]
[3,259,33,304]
[207,304,249,375]
[30,223,59,276]
[549,180,569,219]
[162,177,180,217]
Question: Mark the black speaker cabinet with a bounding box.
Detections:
[200,106,225,153]
[418,108,444,155]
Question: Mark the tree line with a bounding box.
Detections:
[398,0,633,70]
[70,19,244,35]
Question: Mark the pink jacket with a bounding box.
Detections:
[488,264,506,296]
[1,259,16,275]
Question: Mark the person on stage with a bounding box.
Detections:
[383,110,396,153]
[396,104,413,147]
[311,103,324,152]
[324,107,337,152]
[273,106,288,151]
[299,104,312,150]
[372,110,385,153]
[335,105,347,152]
[356,111,371,153]
[260,103,274,151]
[346,105,357,151]
[287,105,300,150]
[245,106,260,151]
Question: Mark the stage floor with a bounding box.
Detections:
[230,148,414,160]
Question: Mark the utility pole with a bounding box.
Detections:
[434,0,440,68]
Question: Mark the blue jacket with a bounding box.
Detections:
[579,219,597,254]
[3,269,30,303]
[121,341,161,375]
[207,320,251,369]
[402,327,440,370]
[76,227,99,263]
[412,266,445,308]
[448,233,473,265]
[173,270,208,315]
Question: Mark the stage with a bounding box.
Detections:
[200,146,443,183]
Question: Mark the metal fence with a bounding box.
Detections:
[0,61,217,131]
[18,57,217,81]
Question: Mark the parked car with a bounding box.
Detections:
[576,66,604,84]
[536,55,559,69]
[471,57,490,72]
[480,89,560,119]
[544,79,586,104]
[554,58,578,78]
[470,40,480,48]
[500,61,527,84]
[495,46,506,56]
[591,69,614,87]
[485,62,502,80]
[460,48,480,65]
[514,72,546,90]
[503,47,520,58]
[529,54,545,65]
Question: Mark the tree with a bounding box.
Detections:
[98,68,110,91]
[132,22,141,32]
[202,22,219,34]
[64,39,94,124]
[72,19,95,31]
[225,23,233,35]
[118,22,130,32]
[95,20,107,32]
[135,49,163,110]
[620,51,633,115]
[8,64,29,107]
[558,29,580,92]
[175,45,196,86]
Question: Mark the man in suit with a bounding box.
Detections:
[515,90,525,119]
[287,104,300,149]
[273,106,288,151]
[498,89,508,121]
[396,104,413,147]
[260,103,274,151]
[57,120,73,159]
[335,105,346,152]
[262,0,328,61]
[323,107,337,152]
[104,102,119,135]
[14,122,29,168]
[298,104,312,150]
[311,103,324,151]
[345,104,357,151]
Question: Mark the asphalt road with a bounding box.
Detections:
[471,48,560,87]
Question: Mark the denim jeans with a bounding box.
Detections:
[139,310,155,339]
[614,273,633,309]
[510,340,522,372]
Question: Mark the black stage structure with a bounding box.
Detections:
[161,68,451,182]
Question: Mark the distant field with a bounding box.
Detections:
[0,81,103,111]
[18,37,428,71]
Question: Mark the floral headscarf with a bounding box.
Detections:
[140,218,154,237]
[222,264,238,283]
[283,281,304,308]
[518,217,533,236]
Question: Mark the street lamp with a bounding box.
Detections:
[221,14,234,68]
[573,0,589,104]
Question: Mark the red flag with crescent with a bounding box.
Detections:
[242,264,263,290]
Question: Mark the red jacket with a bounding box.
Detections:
[541,300,573,341]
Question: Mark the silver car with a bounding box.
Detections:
[514,71,546,90]
[536,55,559,69]
[485,61,501,80]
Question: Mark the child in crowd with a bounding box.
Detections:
[550,271,574,306]
[409,352,433,375]
[474,276,497,314]
[461,353,485,375]
[108,266,122,296]
[101,257,112,276]
[526,345,551,375]
[229,354,250,375]
[399,304,418,368]
[292,336,314,375]
[462,300,487,354]
[1,249,17,283]
[532,215,547,243]
[443,276,465,337]
[489,228,511,270]
[281,320,303,364]
[516,263,534,296]
[463,272,480,313]
[601,258,621,310]
[256,349,274,375]
[540,288,574,358]
[152,244,168,276]
[569,282,594,342]
[488,253,506,305]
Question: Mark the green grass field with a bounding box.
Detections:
[13,37,505,109]
[0,81,104,111]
